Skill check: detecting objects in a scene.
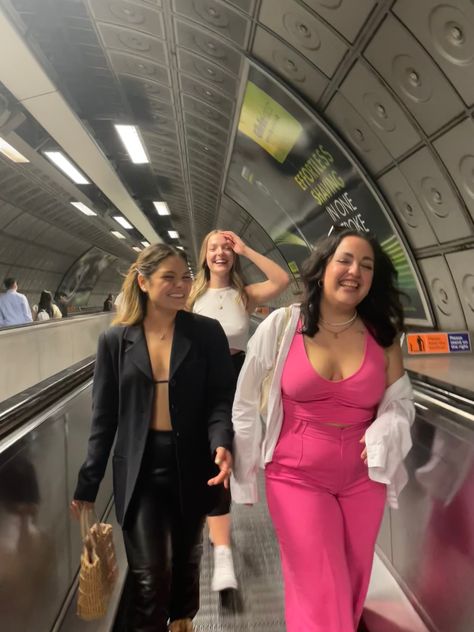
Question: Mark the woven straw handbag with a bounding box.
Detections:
[76,507,118,621]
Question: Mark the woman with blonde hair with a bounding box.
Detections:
[188,229,290,592]
[71,243,235,632]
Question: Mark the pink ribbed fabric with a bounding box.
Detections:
[280,325,386,425]
[266,325,387,631]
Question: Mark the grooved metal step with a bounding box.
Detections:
[194,476,285,631]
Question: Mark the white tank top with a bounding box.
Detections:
[193,287,250,351]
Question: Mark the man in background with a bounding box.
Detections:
[0,277,33,326]
[55,292,69,318]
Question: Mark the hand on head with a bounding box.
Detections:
[220,231,246,256]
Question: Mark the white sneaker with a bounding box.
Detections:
[211,545,238,591]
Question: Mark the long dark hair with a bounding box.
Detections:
[300,227,405,347]
[38,290,54,318]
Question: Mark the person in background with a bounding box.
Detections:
[103,293,114,311]
[188,229,290,592]
[0,277,32,327]
[71,243,235,632]
[231,227,415,631]
[55,292,69,318]
[114,290,123,311]
[33,290,62,321]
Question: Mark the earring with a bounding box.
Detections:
[318,279,323,288]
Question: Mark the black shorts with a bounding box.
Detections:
[208,351,245,517]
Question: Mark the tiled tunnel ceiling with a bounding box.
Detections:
[0,0,473,325]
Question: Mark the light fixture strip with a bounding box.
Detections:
[0,137,29,163]
[71,201,97,216]
[141,240,151,247]
[111,230,126,239]
[113,215,133,229]
[153,201,171,216]
[44,151,89,184]
[115,125,149,164]
[168,230,179,239]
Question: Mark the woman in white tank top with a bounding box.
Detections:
[188,229,290,592]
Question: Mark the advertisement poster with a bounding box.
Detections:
[225,63,432,325]
[58,247,118,306]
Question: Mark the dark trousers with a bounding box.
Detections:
[207,351,245,518]
[123,431,205,631]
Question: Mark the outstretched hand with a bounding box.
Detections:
[220,231,247,256]
[208,447,233,489]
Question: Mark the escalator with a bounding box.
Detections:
[0,351,472,632]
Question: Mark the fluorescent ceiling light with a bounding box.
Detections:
[115,124,149,164]
[71,201,97,216]
[153,201,170,216]
[141,240,150,247]
[132,246,142,252]
[111,230,126,239]
[177,246,184,250]
[114,215,133,229]
[168,230,179,239]
[44,150,89,184]
[0,137,29,163]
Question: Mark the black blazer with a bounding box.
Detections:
[74,311,235,526]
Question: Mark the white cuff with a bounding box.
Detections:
[230,476,259,504]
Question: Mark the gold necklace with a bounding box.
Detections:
[319,319,357,339]
[215,287,229,310]
[218,292,224,310]
[155,325,174,341]
[320,312,357,327]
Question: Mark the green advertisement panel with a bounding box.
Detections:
[225,63,432,325]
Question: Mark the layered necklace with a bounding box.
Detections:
[211,286,230,311]
[319,312,357,338]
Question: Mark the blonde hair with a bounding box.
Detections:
[187,229,247,310]
[112,244,187,326]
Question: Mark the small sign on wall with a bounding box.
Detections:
[407,332,472,354]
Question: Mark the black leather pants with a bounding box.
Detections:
[123,431,205,631]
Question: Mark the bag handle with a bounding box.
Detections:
[79,506,101,561]
[79,506,100,539]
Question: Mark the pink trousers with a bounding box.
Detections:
[265,419,386,632]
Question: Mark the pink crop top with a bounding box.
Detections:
[281,325,386,425]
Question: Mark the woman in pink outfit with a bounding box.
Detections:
[231,227,414,632]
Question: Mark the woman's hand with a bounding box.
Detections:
[70,499,94,520]
[221,231,247,256]
[359,435,368,465]
[208,447,233,489]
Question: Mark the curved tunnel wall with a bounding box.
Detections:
[0,195,125,310]
[0,0,473,329]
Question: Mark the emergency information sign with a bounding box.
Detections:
[407,332,472,354]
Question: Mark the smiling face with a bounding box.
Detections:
[321,236,374,310]
[138,255,192,312]
[205,232,235,279]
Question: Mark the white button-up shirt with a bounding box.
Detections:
[0,289,33,326]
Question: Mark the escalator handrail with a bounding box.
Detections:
[0,356,95,441]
